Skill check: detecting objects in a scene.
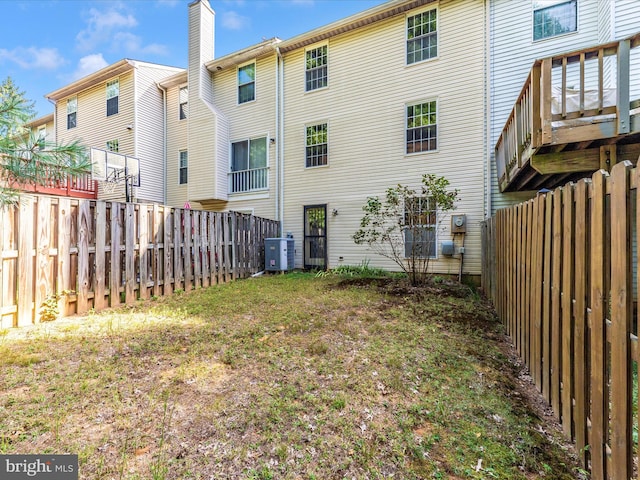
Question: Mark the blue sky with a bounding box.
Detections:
[0,0,386,117]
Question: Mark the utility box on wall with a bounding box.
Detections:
[265,238,295,271]
[451,214,467,234]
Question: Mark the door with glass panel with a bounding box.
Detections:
[304,205,327,270]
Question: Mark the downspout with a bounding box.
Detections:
[277,46,285,237]
[275,48,280,227]
[159,84,168,204]
[484,0,492,218]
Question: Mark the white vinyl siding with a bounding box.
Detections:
[207,53,277,218]
[165,81,191,208]
[282,0,486,274]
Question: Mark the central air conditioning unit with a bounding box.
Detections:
[265,237,294,271]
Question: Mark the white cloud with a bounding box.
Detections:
[221,11,250,30]
[113,32,168,56]
[0,46,65,70]
[76,5,138,51]
[71,53,109,81]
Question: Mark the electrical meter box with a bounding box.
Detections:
[265,238,295,271]
[451,214,467,233]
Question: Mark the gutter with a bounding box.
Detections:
[277,47,285,237]
[484,0,492,218]
[157,82,168,204]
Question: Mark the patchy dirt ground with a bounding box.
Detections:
[0,274,586,479]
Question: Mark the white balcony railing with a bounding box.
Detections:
[228,167,268,194]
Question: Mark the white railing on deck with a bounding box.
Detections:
[228,167,268,194]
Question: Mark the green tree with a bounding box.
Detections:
[353,174,459,286]
[0,77,90,206]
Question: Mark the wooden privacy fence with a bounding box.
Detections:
[481,160,640,480]
[0,194,279,328]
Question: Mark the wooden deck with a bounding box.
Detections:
[495,32,640,192]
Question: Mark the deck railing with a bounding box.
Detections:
[1,155,98,199]
[495,32,640,192]
[228,167,268,194]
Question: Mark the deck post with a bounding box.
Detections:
[616,39,630,135]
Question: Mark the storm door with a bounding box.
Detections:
[303,205,327,270]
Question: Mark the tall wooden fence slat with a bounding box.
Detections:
[0,194,278,326]
[482,161,640,479]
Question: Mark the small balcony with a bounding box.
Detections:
[228,167,268,194]
[495,32,640,192]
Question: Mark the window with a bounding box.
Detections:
[106,79,119,116]
[106,139,119,152]
[533,0,577,41]
[305,123,328,167]
[179,151,188,184]
[37,125,46,150]
[406,100,437,153]
[404,196,436,258]
[179,86,188,120]
[230,137,267,193]
[305,45,328,91]
[67,97,77,129]
[238,63,255,104]
[407,8,437,64]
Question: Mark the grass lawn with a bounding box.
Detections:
[0,272,583,479]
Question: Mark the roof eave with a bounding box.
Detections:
[45,59,134,102]
[278,0,435,53]
[205,38,281,73]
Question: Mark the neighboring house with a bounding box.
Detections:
[31,0,640,276]
[45,59,184,204]
[168,0,487,275]
[490,0,640,212]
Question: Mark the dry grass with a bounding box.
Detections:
[0,272,583,479]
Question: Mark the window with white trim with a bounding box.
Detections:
[67,97,77,129]
[37,125,46,150]
[406,100,437,154]
[179,86,188,120]
[107,139,119,152]
[305,123,328,167]
[179,150,188,184]
[106,79,119,116]
[404,196,436,258]
[238,63,255,104]
[407,8,437,64]
[230,137,267,193]
[305,45,328,91]
[533,0,577,41]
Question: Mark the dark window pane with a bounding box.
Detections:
[107,96,118,116]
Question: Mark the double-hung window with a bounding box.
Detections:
[404,196,436,258]
[106,79,119,116]
[406,100,437,154]
[230,137,267,193]
[533,0,577,41]
[238,63,255,104]
[407,8,437,64]
[179,86,188,120]
[179,151,188,184]
[305,45,328,91]
[305,123,328,167]
[67,97,77,129]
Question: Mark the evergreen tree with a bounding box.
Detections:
[0,77,90,205]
